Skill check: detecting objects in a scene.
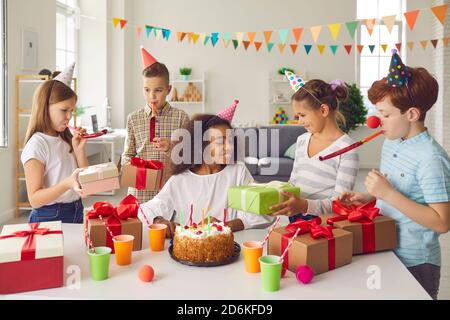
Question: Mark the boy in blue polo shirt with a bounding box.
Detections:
[339,50,450,300]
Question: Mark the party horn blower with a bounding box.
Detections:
[261,217,281,247]
[279,228,302,263]
[319,116,383,161]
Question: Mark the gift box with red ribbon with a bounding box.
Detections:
[268,218,353,275]
[120,157,164,191]
[84,195,143,253]
[79,162,120,197]
[322,200,397,255]
[0,221,64,294]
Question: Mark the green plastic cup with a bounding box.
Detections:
[259,255,282,292]
[88,246,112,281]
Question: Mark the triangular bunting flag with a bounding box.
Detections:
[431,39,439,49]
[232,39,239,50]
[247,32,257,43]
[145,25,153,38]
[136,26,142,38]
[278,43,286,54]
[177,32,186,42]
[330,45,338,55]
[395,43,402,52]
[254,41,262,51]
[192,33,200,44]
[263,31,273,43]
[290,44,298,54]
[368,45,376,53]
[443,37,450,48]
[204,36,210,46]
[420,40,428,50]
[236,32,244,43]
[344,45,352,55]
[304,45,312,55]
[223,32,231,42]
[243,41,251,50]
[155,28,162,41]
[292,28,304,43]
[357,45,364,54]
[328,23,341,41]
[345,21,358,39]
[223,39,231,48]
[119,19,127,29]
[382,15,397,34]
[381,44,388,53]
[317,45,326,55]
[404,10,420,31]
[162,29,171,41]
[278,29,289,44]
[153,27,159,38]
[187,32,193,44]
[211,33,219,47]
[364,19,376,36]
[431,4,449,25]
[407,42,415,50]
[310,26,322,43]
[267,42,274,52]
[112,18,120,28]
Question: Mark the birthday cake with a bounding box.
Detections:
[172,222,235,263]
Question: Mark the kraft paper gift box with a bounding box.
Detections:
[268,218,353,275]
[227,181,300,215]
[84,195,143,253]
[79,162,120,197]
[0,221,64,294]
[120,157,164,191]
[320,200,397,255]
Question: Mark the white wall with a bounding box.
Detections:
[0,0,56,223]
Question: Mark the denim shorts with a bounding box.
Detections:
[29,199,84,224]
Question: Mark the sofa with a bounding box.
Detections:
[234,125,307,182]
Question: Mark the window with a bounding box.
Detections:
[0,0,6,148]
[357,0,404,114]
[56,0,79,72]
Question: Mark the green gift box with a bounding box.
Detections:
[228,181,300,215]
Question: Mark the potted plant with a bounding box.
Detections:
[179,67,192,81]
[278,67,295,76]
[338,83,368,133]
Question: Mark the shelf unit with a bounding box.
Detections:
[168,73,205,117]
[268,74,295,125]
[15,74,77,217]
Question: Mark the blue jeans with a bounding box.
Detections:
[29,199,84,224]
[289,214,317,223]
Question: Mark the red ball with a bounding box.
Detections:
[367,116,381,129]
[296,265,314,284]
[138,265,154,282]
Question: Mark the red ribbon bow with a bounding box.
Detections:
[130,157,164,190]
[281,217,336,271]
[329,200,380,253]
[0,223,62,261]
[86,194,140,251]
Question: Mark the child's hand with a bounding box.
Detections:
[338,192,375,206]
[365,169,394,200]
[72,127,87,154]
[269,192,307,216]
[152,137,170,152]
[153,217,176,238]
[63,168,83,192]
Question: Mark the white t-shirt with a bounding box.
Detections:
[140,162,275,229]
[21,132,80,205]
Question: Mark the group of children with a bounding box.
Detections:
[21,46,450,299]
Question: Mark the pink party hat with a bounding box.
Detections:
[54,62,75,87]
[140,45,158,70]
[217,99,239,122]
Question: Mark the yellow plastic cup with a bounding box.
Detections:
[112,234,134,266]
[243,241,264,273]
[148,224,167,252]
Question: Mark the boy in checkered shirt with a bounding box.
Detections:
[121,46,189,203]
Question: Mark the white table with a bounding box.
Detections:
[2,224,430,300]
